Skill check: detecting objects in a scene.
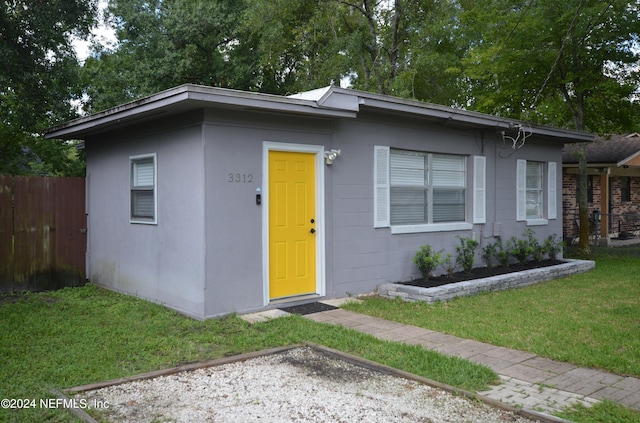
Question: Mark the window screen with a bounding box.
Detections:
[131,156,156,222]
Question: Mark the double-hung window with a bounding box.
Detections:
[389,150,466,225]
[130,154,157,224]
[374,146,482,233]
[525,161,543,219]
[516,159,556,225]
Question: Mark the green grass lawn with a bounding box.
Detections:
[343,248,640,422]
[0,285,494,422]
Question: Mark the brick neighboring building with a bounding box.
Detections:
[562,133,640,242]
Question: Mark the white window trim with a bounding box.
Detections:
[525,218,548,226]
[374,146,480,234]
[391,222,473,234]
[130,153,157,225]
[517,159,556,226]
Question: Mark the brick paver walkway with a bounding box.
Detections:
[242,302,640,418]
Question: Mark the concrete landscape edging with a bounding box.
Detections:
[378,259,595,303]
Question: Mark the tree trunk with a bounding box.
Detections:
[576,143,591,255]
[559,83,590,255]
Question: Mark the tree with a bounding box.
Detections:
[1,0,95,175]
[85,0,464,104]
[458,0,640,255]
[82,0,250,112]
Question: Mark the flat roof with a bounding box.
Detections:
[45,84,594,143]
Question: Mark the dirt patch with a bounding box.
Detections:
[401,260,563,289]
[0,292,61,306]
[279,347,374,383]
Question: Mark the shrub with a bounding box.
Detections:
[413,245,443,280]
[507,236,534,264]
[544,234,564,260]
[507,229,544,264]
[481,242,499,269]
[526,230,545,262]
[455,236,478,273]
[495,239,511,268]
[442,253,456,278]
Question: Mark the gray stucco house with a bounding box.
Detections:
[46,85,594,319]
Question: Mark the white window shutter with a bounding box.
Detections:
[516,159,526,221]
[473,156,486,224]
[547,161,557,219]
[373,145,390,228]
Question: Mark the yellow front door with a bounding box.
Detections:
[269,150,316,299]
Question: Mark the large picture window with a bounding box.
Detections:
[130,154,157,224]
[374,146,481,233]
[389,150,466,225]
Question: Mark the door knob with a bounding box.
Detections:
[310,228,316,234]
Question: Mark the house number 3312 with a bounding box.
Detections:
[228,173,253,183]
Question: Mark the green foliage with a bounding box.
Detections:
[1,0,95,130]
[455,236,478,273]
[492,239,512,268]
[83,0,249,113]
[544,234,564,261]
[481,231,564,266]
[481,241,499,269]
[84,0,470,108]
[503,229,551,264]
[413,245,443,280]
[559,400,640,423]
[458,0,640,133]
[0,125,85,176]
[506,235,534,264]
[525,229,545,262]
[1,0,94,176]
[442,253,456,278]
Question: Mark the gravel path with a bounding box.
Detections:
[78,347,538,422]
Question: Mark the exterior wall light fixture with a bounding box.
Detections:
[324,149,341,165]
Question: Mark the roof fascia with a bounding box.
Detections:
[618,150,640,167]
[45,85,356,139]
[46,84,595,144]
[45,87,191,139]
[344,89,593,142]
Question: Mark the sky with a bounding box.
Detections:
[71,0,116,63]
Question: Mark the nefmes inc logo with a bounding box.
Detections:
[1,398,109,410]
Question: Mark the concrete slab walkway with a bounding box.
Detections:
[241,300,640,418]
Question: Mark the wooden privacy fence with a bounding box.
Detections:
[0,175,87,293]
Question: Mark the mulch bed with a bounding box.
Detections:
[401,259,564,289]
